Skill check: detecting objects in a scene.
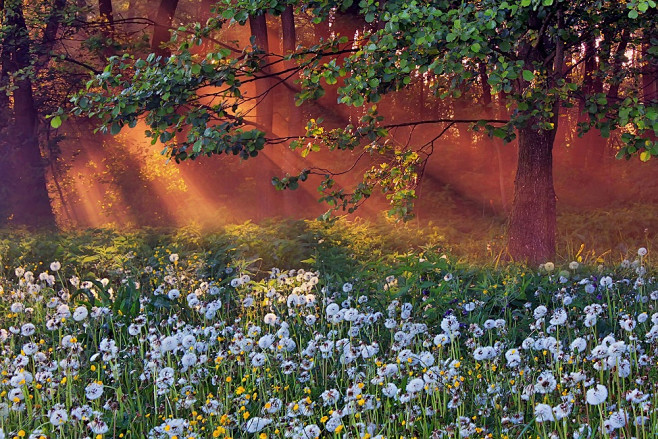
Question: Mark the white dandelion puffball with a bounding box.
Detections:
[586,384,608,405]
[244,417,271,433]
[534,403,555,423]
[85,382,104,400]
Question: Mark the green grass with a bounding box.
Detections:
[0,221,655,438]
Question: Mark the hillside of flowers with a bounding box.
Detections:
[0,227,655,438]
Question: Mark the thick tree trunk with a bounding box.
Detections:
[0,0,54,227]
[249,13,274,131]
[151,0,179,57]
[98,0,113,25]
[642,30,657,103]
[281,5,302,136]
[507,126,557,264]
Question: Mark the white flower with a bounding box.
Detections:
[244,417,271,433]
[303,424,321,438]
[569,261,579,270]
[88,416,109,434]
[263,313,278,325]
[544,262,555,273]
[586,384,608,405]
[85,382,104,400]
[49,408,68,426]
[536,371,557,393]
[382,383,399,398]
[600,276,613,288]
[638,247,648,257]
[533,306,548,319]
[251,353,267,367]
[20,323,36,336]
[534,403,554,422]
[440,315,460,335]
[570,338,587,353]
[505,349,521,367]
[552,402,572,420]
[325,303,340,317]
[406,378,425,393]
[342,282,353,293]
[50,261,61,272]
[620,316,637,332]
[181,352,197,368]
[325,416,343,432]
[549,308,567,326]
[169,253,179,263]
[167,289,180,300]
[607,409,628,430]
[73,306,89,322]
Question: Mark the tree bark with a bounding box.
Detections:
[99,0,113,24]
[642,30,657,103]
[507,126,556,264]
[0,0,55,227]
[249,13,274,131]
[151,0,179,57]
[281,5,302,136]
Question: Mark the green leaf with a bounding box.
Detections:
[640,151,651,162]
[628,9,639,18]
[522,70,534,81]
[110,122,122,135]
[50,116,62,129]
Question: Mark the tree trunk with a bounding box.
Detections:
[0,0,54,227]
[507,126,557,264]
[249,13,274,131]
[281,5,302,136]
[98,0,113,25]
[642,30,657,103]
[151,0,179,57]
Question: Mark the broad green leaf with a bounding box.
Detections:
[522,70,534,81]
[50,116,62,129]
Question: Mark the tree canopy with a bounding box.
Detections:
[58,0,658,263]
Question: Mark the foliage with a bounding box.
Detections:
[58,0,658,223]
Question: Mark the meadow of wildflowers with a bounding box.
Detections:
[0,233,655,439]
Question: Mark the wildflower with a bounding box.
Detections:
[88,417,109,434]
[406,378,424,394]
[85,382,104,400]
[49,408,68,426]
[533,306,548,319]
[536,371,557,393]
[325,303,340,317]
[534,403,554,422]
[73,306,89,322]
[586,384,608,405]
[50,261,61,272]
[169,253,179,263]
[244,417,271,433]
[638,247,648,257]
[549,309,567,326]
